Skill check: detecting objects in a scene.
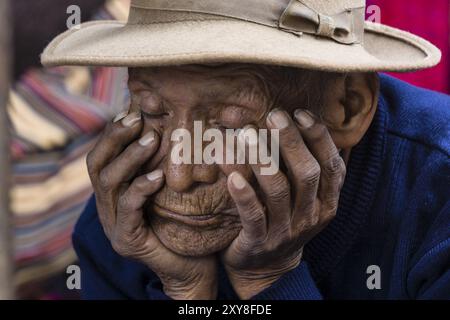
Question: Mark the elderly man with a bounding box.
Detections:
[42,0,449,300]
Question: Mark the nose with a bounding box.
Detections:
[164,119,219,193]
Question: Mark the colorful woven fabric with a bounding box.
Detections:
[9,0,130,291]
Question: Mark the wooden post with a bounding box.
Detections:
[0,0,15,300]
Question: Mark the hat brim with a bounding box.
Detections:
[41,20,441,72]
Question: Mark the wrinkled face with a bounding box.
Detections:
[128,64,322,256]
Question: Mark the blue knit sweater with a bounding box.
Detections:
[73,74,450,300]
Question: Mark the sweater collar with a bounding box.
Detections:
[303,92,388,282]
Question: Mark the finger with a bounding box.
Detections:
[239,126,291,235]
[87,111,143,183]
[98,130,160,229]
[294,109,346,218]
[227,172,267,241]
[116,169,165,233]
[99,130,160,190]
[251,165,291,236]
[266,109,320,215]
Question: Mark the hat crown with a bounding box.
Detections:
[130,0,367,44]
[294,0,365,15]
[130,0,366,14]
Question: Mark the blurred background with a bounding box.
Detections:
[0,0,448,300]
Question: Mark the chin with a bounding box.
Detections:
[150,214,241,257]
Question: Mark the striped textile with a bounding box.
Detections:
[9,0,130,291]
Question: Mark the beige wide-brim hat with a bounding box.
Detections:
[41,0,441,72]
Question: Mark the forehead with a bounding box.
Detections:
[128,64,275,106]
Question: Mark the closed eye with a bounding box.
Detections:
[141,110,169,118]
[209,119,246,132]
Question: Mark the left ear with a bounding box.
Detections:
[321,72,379,149]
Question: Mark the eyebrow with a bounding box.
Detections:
[130,74,265,111]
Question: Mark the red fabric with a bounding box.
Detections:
[368,0,449,94]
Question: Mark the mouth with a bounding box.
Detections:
[151,204,222,227]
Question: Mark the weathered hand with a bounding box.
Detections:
[87,111,217,300]
[223,109,346,299]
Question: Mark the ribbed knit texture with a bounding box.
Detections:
[303,96,387,283]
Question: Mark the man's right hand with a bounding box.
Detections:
[86,111,217,300]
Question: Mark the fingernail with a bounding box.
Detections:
[294,109,315,129]
[267,109,289,129]
[113,111,129,123]
[139,131,155,146]
[230,172,247,190]
[122,112,141,127]
[146,169,163,182]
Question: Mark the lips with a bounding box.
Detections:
[151,204,222,227]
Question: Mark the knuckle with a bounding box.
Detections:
[241,201,265,227]
[281,130,302,153]
[269,176,290,203]
[325,195,339,212]
[118,193,134,211]
[246,205,264,223]
[300,162,321,187]
[251,234,267,249]
[238,233,259,252]
[325,154,346,178]
[326,186,341,205]
[299,215,320,232]
[98,170,113,191]
[270,189,289,206]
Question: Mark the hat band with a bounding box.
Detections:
[130,0,365,44]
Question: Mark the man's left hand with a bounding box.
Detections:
[222,109,346,300]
